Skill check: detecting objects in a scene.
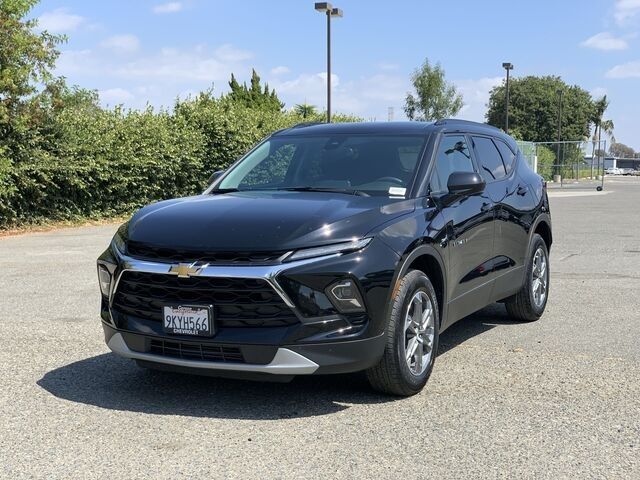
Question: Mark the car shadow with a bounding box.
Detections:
[37,304,519,419]
[37,353,394,419]
[438,303,530,355]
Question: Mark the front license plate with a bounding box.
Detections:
[162,305,213,337]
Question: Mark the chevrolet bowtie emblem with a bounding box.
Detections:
[169,263,202,278]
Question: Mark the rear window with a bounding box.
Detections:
[495,140,516,175]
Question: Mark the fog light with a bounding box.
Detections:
[97,265,112,297]
[326,279,365,313]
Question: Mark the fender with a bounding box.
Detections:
[528,212,552,251]
[385,243,449,328]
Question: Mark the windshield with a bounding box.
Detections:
[216,134,426,197]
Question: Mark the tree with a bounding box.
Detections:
[589,95,614,176]
[0,0,65,154]
[486,76,595,142]
[294,103,317,119]
[590,96,614,145]
[609,142,635,158]
[404,58,463,121]
[600,120,615,143]
[594,148,608,158]
[227,69,284,112]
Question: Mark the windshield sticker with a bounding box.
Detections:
[389,187,406,196]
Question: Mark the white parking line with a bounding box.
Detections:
[548,190,612,197]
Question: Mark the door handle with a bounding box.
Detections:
[517,185,528,196]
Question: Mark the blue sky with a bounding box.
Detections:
[31,0,640,149]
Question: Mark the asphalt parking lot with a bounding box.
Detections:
[1,177,639,479]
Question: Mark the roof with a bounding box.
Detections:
[275,119,503,137]
[273,119,518,151]
[273,121,434,136]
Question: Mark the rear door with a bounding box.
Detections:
[494,138,538,299]
[471,135,532,300]
[430,134,496,327]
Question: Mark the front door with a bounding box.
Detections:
[429,134,496,326]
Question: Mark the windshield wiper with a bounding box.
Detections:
[280,186,369,197]
[210,188,241,193]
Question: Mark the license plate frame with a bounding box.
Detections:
[162,304,214,337]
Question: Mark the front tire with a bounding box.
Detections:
[505,233,549,322]
[366,270,439,396]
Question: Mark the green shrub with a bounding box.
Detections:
[536,145,555,181]
[0,91,361,229]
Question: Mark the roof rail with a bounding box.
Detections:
[271,121,325,136]
[434,118,502,131]
[290,121,325,129]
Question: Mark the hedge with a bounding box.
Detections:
[0,93,359,228]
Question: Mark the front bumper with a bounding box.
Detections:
[103,322,386,377]
[98,238,398,376]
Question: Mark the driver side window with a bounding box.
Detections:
[429,135,475,194]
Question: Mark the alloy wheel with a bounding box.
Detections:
[404,291,435,376]
[531,247,548,308]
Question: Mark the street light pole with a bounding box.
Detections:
[326,7,331,122]
[502,62,513,134]
[315,3,342,123]
[556,88,564,183]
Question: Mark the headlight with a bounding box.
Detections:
[97,265,112,297]
[285,238,372,262]
[111,223,127,254]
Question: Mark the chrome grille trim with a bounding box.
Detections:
[108,248,341,325]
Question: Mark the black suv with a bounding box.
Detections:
[97,120,551,395]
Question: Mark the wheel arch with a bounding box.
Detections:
[531,214,552,252]
[389,245,447,327]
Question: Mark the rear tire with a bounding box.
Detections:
[366,270,439,396]
[505,233,549,322]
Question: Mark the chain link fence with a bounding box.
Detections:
[516,141,537,172]
[517,140,607,186]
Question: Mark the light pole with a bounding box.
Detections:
[556,88,564,183]
[315,2,343,123]
[502,62,513,133]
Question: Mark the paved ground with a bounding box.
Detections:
[1,177,639,479]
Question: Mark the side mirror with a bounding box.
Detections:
[447,172,485,196]
[208,170,225,185]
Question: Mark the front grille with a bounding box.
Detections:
[126,241,287,265]
[112,271,298,328]
[149,339,244,363]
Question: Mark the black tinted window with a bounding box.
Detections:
[472,136,506,182]
[219,134,425,196]
[495,140,516,175]
[430,135,474,193]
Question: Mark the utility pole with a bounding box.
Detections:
[556,89,563,183]
[502,63,513,133]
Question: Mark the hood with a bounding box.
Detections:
[126,191,415,252]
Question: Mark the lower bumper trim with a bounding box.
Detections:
[107,333,319,375]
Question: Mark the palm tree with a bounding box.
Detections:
[600,119,615,145]
[294,103,317,119]
[590,96,614,178]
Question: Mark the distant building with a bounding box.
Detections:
[603,157,640,170]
